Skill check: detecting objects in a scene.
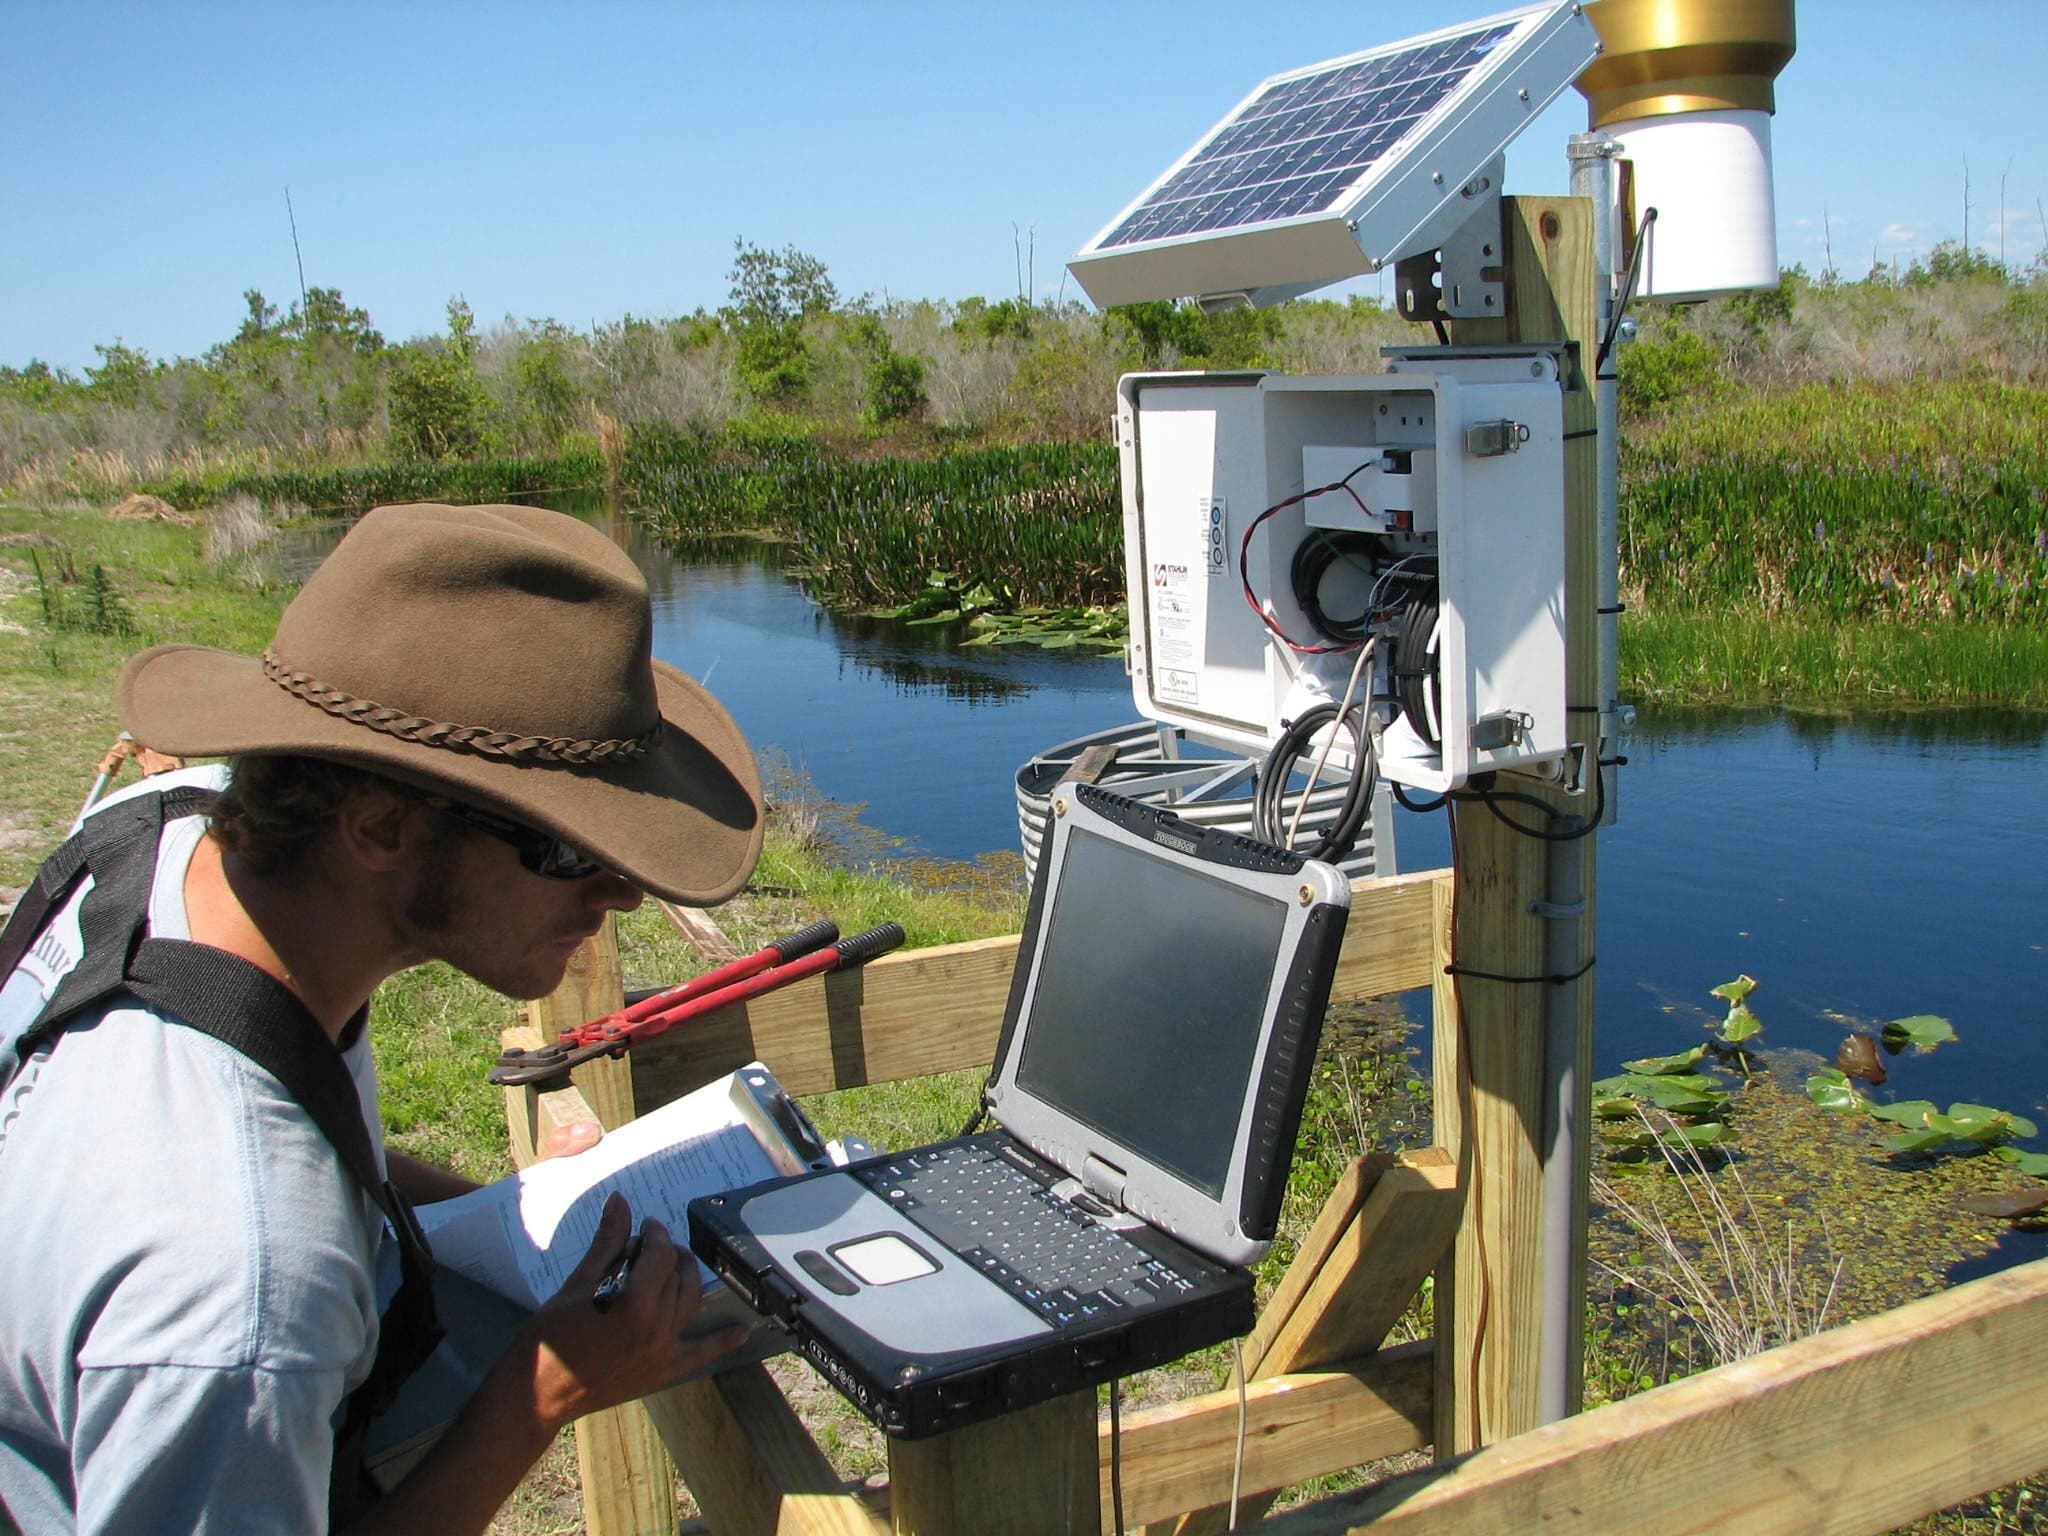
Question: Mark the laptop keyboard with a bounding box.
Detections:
[855,1141,1201,1328]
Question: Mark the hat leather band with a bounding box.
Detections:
[260,651,661,765]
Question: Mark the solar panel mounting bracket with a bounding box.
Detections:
[1393,156,1507,321]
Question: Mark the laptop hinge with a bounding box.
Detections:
[1080,1155,1127,1208]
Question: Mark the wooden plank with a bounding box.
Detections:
[1256,1149,1458,1377]
[890,1391,1100,1536]
[660,897,745,962]
[1433,194,1599,1455]
[1237,1158,1393,1382]
[500,1021,602,1171]
[643,1366,885,1536]
[1256,1259,2048,1536]
[628,870,1448,1114]
[1172,1153,1458,1536]
[523,917,674,1536]
[1103,1344,1433,1531]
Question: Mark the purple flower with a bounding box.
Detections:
[1814,520,1828,540]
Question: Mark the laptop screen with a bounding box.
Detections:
[1014,826,1289,1197]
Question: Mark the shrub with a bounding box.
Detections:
[862,350,926,425]
[1620,329,1724,412]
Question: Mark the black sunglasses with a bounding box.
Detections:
[414,794,608,881]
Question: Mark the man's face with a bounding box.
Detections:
[397,808,645,1000]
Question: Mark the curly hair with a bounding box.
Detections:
[210,755,407,881]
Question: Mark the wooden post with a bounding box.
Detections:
[524,914,677,1536]
[1432,194,1600,1454]
[889,1391,1101,1536]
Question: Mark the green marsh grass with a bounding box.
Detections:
[135,445,606,516]
[1626,611,2048,708]
[622,425,1123,612]
[1623,381,2047,626]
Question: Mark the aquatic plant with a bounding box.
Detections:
[1592,1108,1843,1367]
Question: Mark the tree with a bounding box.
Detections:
[386,296,492,458]
[724,239,837,404]
[85,342,157,407]
[725,238,838,328]
[286,286,386,355]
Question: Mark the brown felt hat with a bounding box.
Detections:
[118,502,764,904]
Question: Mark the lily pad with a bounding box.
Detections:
[1960,1188,2048,1219]
[1868,1099,1937,1128]
[1588,1072,1727,1116]
[1926,1105,2037,1145]
[1709,974,1758,1005]
[1881,1014,1957,1052]
[1805,1068,1868,1114]
[1993,1147,2048,1177]
[1884,1127,1950,1155]
[1621,1045,1707,1076]
[1602,1120,1730,1151]
[1718,1002,1763,1045]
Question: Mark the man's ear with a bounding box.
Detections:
[333,787,429,875]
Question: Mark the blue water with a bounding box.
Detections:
[630,545,2048,1158]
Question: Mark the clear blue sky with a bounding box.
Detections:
[4,1,2043,374]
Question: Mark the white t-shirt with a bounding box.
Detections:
[0,768,386,1534]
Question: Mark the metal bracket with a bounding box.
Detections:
[1394,156,1506,322]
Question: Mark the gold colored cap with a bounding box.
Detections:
[1574,0,1797,127]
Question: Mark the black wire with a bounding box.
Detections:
[1596,207,1658,375]
[1109,1378,1125,1536]
[1465,760,1607,841]
[1392,780,1448,814]
[1289,530,1386,644]
[1254,703,1377,863]
[1445,954,1597,986]
[1389,568,1441,752]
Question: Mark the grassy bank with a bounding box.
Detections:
[4,503,2041,1531]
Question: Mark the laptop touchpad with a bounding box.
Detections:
[833,1234,939,1286]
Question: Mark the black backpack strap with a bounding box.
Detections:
[0,785,217,996]
[123,938,447,1505]
[5,784,445,1522]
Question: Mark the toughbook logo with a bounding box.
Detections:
[1153,830,1199,855]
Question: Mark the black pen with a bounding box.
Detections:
[592,1231,643,1313]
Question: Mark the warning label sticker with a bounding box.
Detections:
[1149,556,1199,706]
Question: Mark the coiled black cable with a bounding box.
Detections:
[1253,702,1377,863]
[1288,530,1387,646]
[1387,561,1442,752]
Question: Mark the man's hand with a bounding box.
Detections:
[535,1119,603,1162]
[516,1191,751,1431]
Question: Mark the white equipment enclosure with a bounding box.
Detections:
[1119,350,1569,794]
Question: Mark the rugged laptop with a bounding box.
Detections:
[689,782,1351,1438]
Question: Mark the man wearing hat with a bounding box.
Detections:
[0,504,767,1532]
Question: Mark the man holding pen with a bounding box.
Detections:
[0,503,765,1533]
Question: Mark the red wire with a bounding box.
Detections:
[1236,481,1377,655]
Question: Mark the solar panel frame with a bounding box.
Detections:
[1067,1,1601,310]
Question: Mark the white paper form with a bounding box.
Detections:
[416,1067,786,1306]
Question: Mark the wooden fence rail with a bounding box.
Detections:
[1257,1256,2048,1536]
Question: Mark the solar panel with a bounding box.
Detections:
[1096,20,1518,252]
[1068,1,1601,310]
